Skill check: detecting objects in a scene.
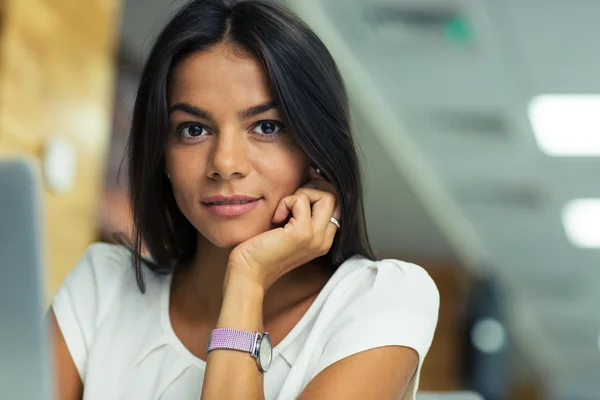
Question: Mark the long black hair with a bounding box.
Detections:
[126,0,375,292]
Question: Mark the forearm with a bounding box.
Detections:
[200,269,266,400]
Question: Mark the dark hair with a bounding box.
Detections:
[126,0,375,292]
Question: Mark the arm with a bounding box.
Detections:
[299,260,438,399]
[200,269,266,400]
[46,310,83,400]
[298,346,418,399]
[200,268,420,400]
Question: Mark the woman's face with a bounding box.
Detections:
[165,43,310,249]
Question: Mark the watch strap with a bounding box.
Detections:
[206,328,259,355]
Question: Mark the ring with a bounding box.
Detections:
[329,217,340,229]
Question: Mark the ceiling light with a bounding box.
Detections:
[562,199,600,248]
[528,95,600,156]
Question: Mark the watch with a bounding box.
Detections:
[206,328,273,373]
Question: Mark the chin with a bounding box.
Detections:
[208,236,247,249]
[201,226,268,249]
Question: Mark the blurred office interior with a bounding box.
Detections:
[1,0,599,399]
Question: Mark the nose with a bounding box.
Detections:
[207,129,250,180]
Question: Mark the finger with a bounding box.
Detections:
[295,187,341,219]
[272,197,292,224]
[303,174,340,217]
[272,191,312,224]
[273,175,332,224]
[331,194,342,220]
[272,193,312,230]
[324,201,341,235]
[323,217,338,249]
[294,189,337,255]
[283,193,313,240]
[306,168,341,248]
[293,188,337,234]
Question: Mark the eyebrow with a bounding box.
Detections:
[168,101,277,121]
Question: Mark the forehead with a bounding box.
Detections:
[169,43,272,105]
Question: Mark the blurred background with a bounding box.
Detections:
[1,0,599,399]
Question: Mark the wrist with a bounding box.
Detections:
[225,254,269,292]
[223,266,265,299]
[216,267,265,331]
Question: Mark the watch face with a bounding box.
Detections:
[258,333,273,372]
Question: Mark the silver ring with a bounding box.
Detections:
[329,217,340,229]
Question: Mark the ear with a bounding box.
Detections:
[302,168,310,185]
[308,164,321,174]
[303,165,315,183]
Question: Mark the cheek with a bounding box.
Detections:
[166,143,207,179]
[256,149,309,195]
[165,146,205,207]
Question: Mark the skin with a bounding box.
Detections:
[49,42,418,400]
[164,43,339,328]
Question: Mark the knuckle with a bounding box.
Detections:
[319,240,332,256]
[299,192,310,202]
[281,195,293,205]
[317,240,328,252]
[324,193,336,206]
[314,234,329,253]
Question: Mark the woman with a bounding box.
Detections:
[49,0,439,399]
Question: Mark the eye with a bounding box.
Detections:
[178,123,208,138]
[252,120,284,136]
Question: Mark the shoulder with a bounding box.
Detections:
[333,256,440,310]
[308,258,440,385]
[75,241,133,271]
[320,256,440,352]
[60,242,135,290]
[52,242,147,325]
[51,242,163,381]
[376,258,440,304]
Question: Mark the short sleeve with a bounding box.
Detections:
[311,259,440,398]
[51,243,128,380]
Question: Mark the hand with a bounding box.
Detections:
[227,167,341,291]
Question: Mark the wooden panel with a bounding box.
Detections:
[0,0,119,300]
[418,261,472,391]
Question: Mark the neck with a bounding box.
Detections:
[170,236,332,327]
[171,236,232,325]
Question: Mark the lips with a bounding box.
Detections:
[206,199,256,205]
[201,194,261,204]
[201,195,262,217]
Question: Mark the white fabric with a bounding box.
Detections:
[52,243,440,400]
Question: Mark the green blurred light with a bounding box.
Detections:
[443,17,474,45]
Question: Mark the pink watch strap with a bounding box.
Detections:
[206,328,259,355]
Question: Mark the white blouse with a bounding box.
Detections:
[52,243,439,400]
